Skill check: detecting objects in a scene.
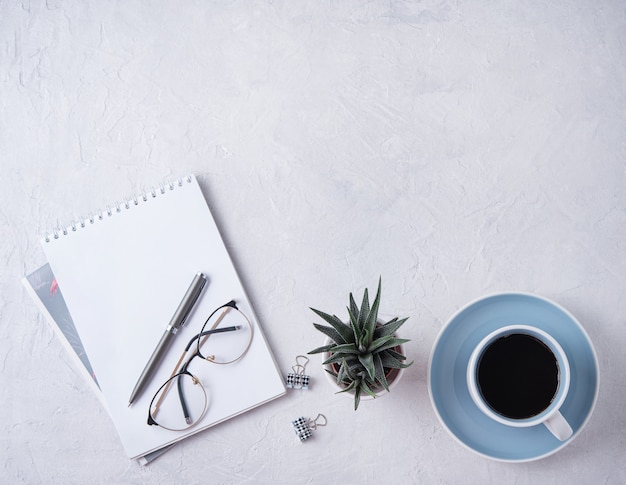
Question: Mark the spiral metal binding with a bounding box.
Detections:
[43,175,193,243]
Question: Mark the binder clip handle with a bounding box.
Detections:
[310,413,327,430]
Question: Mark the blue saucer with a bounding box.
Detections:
[428,293,599,462]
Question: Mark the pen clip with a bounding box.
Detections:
[180,276,207,328]
[174,273,207,330]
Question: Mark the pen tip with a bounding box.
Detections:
[128,402,132,408]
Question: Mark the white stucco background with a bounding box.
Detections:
[1,1,625,483]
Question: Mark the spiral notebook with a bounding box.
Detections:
[41,174,286,459]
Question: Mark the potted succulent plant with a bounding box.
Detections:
[308,278,412,410]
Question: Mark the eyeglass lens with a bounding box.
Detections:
[149,372,208,431]
[197,305,253,364]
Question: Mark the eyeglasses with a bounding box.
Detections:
[147,300,254,431]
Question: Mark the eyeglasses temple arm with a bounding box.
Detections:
[179,307,233,422]
[198,306,231,347]
[150,348,190,418]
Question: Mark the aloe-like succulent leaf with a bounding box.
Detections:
[347,304,363,345]
[324,368,338,380]
[336,360,348,384]
[374,317,408,339]
[373,337,410,354]
[357,287,370,332]
[311,323,344,345]
[363,277,382,343]
[380,350,413,369]
[322,349,360,366]
[359,378,377,399]
[328,343,360,354]
[357,352,375,380]
[373,353,389,392]
[307,343,336,355]
[353,383,362,410]
[349,293,359,322]
[322,353,344,366]
[386,348,408,361]
[367,334,394,353]
[338,378,358,395]
[311,308,354,343]
[343,359,360,379]
[345,358,365,376]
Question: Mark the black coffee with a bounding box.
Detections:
[477,333,559,419]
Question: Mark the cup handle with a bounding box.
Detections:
[544,410,573,441]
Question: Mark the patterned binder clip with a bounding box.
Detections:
[291,414,327,442]
[285,355,310,390]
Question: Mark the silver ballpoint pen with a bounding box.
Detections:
[128,272,207,406]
